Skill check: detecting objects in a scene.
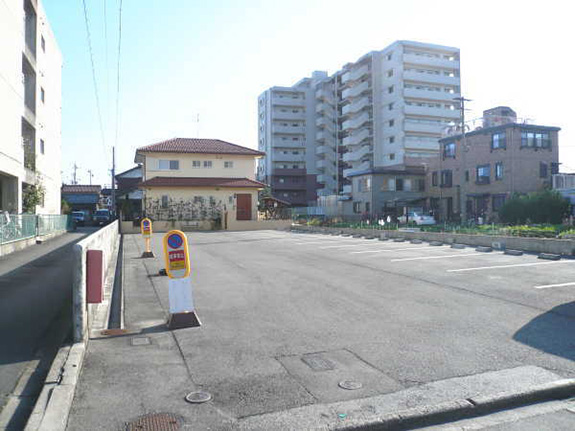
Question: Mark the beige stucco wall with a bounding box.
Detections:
[142,152,259,181]
[143,186,259,222]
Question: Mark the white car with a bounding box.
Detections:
[398,212,436,225]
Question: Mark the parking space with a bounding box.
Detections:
[197,230,575,314]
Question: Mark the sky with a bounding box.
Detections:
[43,0,575,186]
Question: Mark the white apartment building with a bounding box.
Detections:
[258,71,327,206]
[0,0,62,214]
[258,40,460,206]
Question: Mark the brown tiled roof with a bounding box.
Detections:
[139,177,266,189]
[61,185,102,194]
[137,138,265,156]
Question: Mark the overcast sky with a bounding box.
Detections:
[43,0,574,186]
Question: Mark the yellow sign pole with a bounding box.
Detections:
[140,218,155,258]
[162,230,200,329]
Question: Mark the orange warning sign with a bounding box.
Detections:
[162,230,190,279]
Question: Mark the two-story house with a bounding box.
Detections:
[135,138,265,228]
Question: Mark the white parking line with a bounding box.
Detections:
[534,282,575,289]
[321,242,403,249]
[448,260,575,273]
[391,253,497,262]
[352,245,448,255]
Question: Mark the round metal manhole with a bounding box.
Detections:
[125,413,181,431]
[338,380,363,390]
[185,390,212,404]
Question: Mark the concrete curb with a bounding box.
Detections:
[476,246,493,253]
[451,243,466,249]
[332,379,575,431]
[538,253,561,261]
[504,249,524,256]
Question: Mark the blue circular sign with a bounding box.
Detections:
[167,234,183,249]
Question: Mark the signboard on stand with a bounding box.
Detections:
[162,230,201,329]
[140,218,154,258]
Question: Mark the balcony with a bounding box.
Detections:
[316,145,335,157]
[404,120,445,134]
[342,95,370,116]
[403,53,459,69]
[316,130,335,142]
[404,105,460,119]
[317,159,335,170]
[271,96,305,107]
[341,64,370,84]
[315,88,335,104]
[403,70,460,86]
[404,137,440,151]
[316,116,335,130]
[342,184,352,194]
[342,81,370,99]
[23,105,36,126]
[272,181,306,191]
[272,125,305,134]
[273,152,306,162]
[272,139,306,148]
[343,160,371,178]
[316,102,334,114]
[343,145,372,163]
[342,112,371,131]
[273,110,305,120]
[273,168,306,176]
[403,88,461,102]
[342,128,371,147]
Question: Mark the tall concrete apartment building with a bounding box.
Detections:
[258,40,460,211]
[0,0,62,214]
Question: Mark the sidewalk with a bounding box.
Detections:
[0,228,93,430]
[65,232,575,430]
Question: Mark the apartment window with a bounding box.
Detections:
[292,151,299,155]
[395,178,404,191]
[551,162,559,175]
[495,162,503,180]
[365,202,370,213]
[521,130,551,148]
[388,85,394,94]
[389,136,395,144]
[476,164,490,184]
[192,161,201,168]
[40,139,45,154]
[292,164,298,169]
[353,202,362,214]
[387,69,394,78]
[161,195,169,209]
[404,179,412,191]
[492,131,506,150]
[389,119,395,127]
[440,170,453,187]
[443,142,456,158]
[386,53,393,61]
[224,161,234,168]
[204,160,213,168]
[432,171,438,186]
[389,153,395,161]
[159,160,179,170]
[292,137,298,141]
[465,170,469,182]
[388,103,394,111]
[540,162,548,178]
[417,179,425,192]
[278,178,285,183]
[492,195,506,211]
[41,36,45,52]
[40,87,45,103]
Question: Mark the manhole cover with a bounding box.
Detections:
[185,391,212,404]
[338,380,363,390]
[125,413,180,431]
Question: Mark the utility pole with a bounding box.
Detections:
[111,147,116,218]
[195,114,200,138]
[453,96,471,222]
[87,169,93,185]
[72,163,79,185]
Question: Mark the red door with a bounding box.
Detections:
[236,194,252,220]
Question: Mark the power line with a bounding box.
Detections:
[81,0,108,166]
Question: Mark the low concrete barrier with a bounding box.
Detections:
[292,225,575,256]
[72,221,119,342]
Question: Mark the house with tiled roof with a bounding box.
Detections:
[61,184,102,218]
[135,138,266,229]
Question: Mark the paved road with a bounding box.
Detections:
[67,230,575,430]
[0,228,94,428]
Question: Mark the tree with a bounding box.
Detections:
[22,181,45,213]
[499,190,569,225]
[61,199,72,214]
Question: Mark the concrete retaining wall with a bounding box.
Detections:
[0,229,67,258]
[293,225,575,256]
[73,221,120,342]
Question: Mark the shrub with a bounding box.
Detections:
[499,190,569,225]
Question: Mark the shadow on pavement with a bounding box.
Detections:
[513,301,575,362]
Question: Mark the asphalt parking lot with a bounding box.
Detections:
[68,229,575,430]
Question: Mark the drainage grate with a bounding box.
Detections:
[301,353,336,372]
[131,337,151,346]
[125,413,181,431]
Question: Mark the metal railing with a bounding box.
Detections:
[0,213,72,245]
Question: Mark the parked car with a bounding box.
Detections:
[72,211,85,226]
[93,209,111,226]
[398,212,436,226]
